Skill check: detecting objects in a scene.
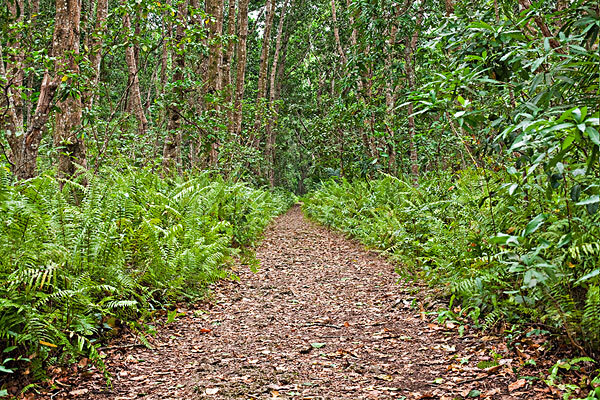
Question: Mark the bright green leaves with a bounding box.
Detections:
[524,213,547,236]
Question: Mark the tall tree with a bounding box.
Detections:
[404,1,424,178]
[53,0,87,182]
[222,0,237,101]
[265,0,290,187]
[252,0,276,147]
[122,1,149,137]
[86,0,109,109]
[162,0,189,173]
[232,0,249,136]
[206,0,225,165]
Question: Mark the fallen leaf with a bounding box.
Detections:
[200,328,212,333]
[69,389,89,396]
[205,387,219,395]
[508,379,527,392]
[311,343,326,349]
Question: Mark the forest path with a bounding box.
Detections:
[75,206,547,400]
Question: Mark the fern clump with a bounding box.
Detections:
[303,169,600,357]
[0,167,292,376]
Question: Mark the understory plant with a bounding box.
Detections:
[303,165,600,358]
[0,167,293,379]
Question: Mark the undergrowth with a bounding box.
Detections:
[302,170,600,360]
[0,167,293,382]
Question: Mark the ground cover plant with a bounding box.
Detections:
[303,169,600,397]
[0,167,293,382]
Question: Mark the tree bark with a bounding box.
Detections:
[53,0,87,183]
[162,0,189,174]
[232,0,249,136]
[330,0,347,64]
[86,0,109,109]
[206,0,225,166]
[518,0,563,52]
[265,0,289,187]
[122,2,149,137]
[404,2,424,179]
[2,0,25,167]
[252,0,276,147]
[222,0,237,101]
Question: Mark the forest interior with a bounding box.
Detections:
[1,0,600,398]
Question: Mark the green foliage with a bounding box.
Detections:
[0,167,292,376]
[303,168,600,356]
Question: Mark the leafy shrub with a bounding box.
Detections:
[0,167,292,377]
[303,169,600,357]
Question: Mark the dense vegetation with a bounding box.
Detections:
[1,0,599,394]
[304,171,600,356]
[0,168,292,378]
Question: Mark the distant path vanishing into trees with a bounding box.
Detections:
[70,206,552,399]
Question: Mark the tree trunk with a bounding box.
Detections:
[330,0,347,64]
[53,0,87,183]
[206,0,225,166]
[265,0,289,187]
[518,0,563,52]
[222,0,237,103]
[252,0,276,147]
[404,2,424,179]
[122,2,148,136]
[384,2,410,175]
[86,0,109,109]
[232,0,249,136]
[2,0,25,168]
[162,0,189,174]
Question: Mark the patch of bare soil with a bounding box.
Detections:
[45,206,558,399]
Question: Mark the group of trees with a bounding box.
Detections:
[1,0,295,185]
[2,0,597,190]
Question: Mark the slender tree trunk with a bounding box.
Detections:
[384,2,410,174]
[122,2,148,136]
[19,75,61,179]
[54,0,87,182]
[160,0,172,88]
[265,0,289,187]
[330,0,347,64]
[206,0,225,166]
[222,0,237,102]
[86,0,109,109]
[162,0,189,174]
[2,0,25,167]
[404,3,424,179]
[252,0,276,148]
[345,0,371,159]
[232,0,249,136]
[518,0,563,51]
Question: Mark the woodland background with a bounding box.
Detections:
[1,0,600,396]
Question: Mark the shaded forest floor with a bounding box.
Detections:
[40,207,560,399]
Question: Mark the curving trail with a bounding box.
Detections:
[71,206,549,399]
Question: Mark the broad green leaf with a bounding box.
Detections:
[575,269,600,285]
[586,126,600,146]
[524,214,546,236]
[576,195,599,206]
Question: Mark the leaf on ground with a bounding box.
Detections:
[310,343,326,349]
[205,387,220,395]
[508,379,527,391]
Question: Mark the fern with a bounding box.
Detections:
[0,167,293,378]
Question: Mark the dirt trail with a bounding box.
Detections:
[73,206,549,399]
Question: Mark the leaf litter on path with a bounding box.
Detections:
[43,206,559,399]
